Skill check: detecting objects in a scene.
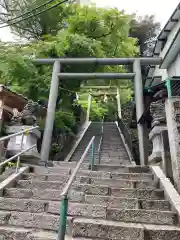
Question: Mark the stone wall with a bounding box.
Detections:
[121,101,152,165]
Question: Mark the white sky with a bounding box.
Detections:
[0,0,180,41]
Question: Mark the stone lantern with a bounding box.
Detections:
[6,101,41,164]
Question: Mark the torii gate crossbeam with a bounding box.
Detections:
[33,57,162,166]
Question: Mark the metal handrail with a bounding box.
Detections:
[98,116,104,164]
[0,126,39,173]
[57,136,95,240]
[0,144,36,172]
[0,126,38,142]
[117,117,132,152]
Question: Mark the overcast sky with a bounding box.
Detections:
[0,0,180,41]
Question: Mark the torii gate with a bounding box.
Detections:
[32,57,161,166]
[80,85,123,121]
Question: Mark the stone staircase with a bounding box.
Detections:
[0,122,179,239]
[69,122,101,163]
[100,122,131,165]
[0,162,178,239]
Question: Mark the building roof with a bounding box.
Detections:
[145,3,180,87]
[0,85,47,117]
[153,3,180,56]
[130,3,180,128]
[0,84,28,111]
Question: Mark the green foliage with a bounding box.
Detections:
[130,15,160,56]
[55,110,77,135]
[0,2,139,137]
[0,0,70,39]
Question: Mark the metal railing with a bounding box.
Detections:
[117,117,132,153]
[57,136,95,240]
[0,126,39,173]
[98,116,104,164]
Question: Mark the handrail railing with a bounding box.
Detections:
[116,117,135,164]
[57,136,95,240]
[117,117,132,152]
[0,126,39,173]
[98,116,104,164]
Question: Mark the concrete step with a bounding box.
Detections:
[72,218,180,240]
[85,195,170,210]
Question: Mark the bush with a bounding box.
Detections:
[55,110,77,135]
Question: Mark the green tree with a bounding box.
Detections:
[0,3,137,100]
[130,15,160,56]
[0,0,70,39]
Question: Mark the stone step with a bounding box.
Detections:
[92,165,150,173]
[106,208,177,225]
[52,162,89,170]
[31,166,71,175]
[89,178,157,189]
[6,184,163,201]
[73,184,163,199]
[16,181,110,196]
[48,202,106,219]
[111,172,153,181]
[77,170,111,179]
[4,188,85,202]
[85,195,170,210]
[0,197,46,213]
[111,188,164,200]
[0,226,39,240]
[72,218,180,240]
[77,170,153,181]
[73,218,144,239]
[6,211,61,231]
[22,173,90,183]
[48,202,175,225]
[22,173,70,182]
[17,179,92,190]
[49,174,156,189]
[13,180,164,199]
[0,198,106,219]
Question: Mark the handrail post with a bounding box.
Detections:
[98,116,104,165]
[16,132,24,173]
[57,195,68,240]
[91,140,95,168]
